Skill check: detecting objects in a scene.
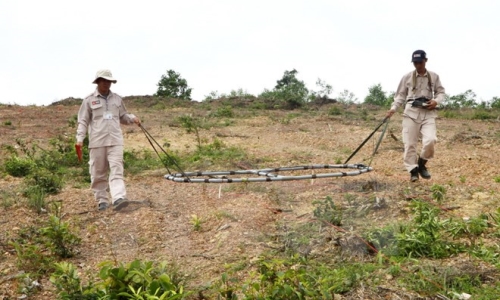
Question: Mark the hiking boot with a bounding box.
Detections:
[113,198,129,211]
[418,158,431,179]
[98,202,109,211]
[410,167,419,182]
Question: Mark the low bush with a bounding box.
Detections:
[4,156,35,177]
[50,260,190,299]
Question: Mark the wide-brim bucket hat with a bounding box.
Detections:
[92,69,117,84]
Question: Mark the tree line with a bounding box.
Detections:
[155,69,500,110]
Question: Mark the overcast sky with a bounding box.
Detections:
[1,0,499,105]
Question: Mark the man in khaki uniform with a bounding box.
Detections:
[386,50,445,182]
[76,69,141,211]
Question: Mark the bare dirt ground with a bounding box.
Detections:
[1,99,499,299]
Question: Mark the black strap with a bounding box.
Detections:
[344,117,389,164]
[411,70,433,99]
[139,124,191,182]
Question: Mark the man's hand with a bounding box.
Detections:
[133,117,141,126]
[386,109,396,118]
[426,99,438,110]
[76,142,83,147]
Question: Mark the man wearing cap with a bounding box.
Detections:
[386,50,445,182]
[76,69,141,211]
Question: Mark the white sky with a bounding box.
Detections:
[1,0,499,105]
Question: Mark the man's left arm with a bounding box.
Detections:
[119,100,141,125]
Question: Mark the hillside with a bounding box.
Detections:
[1,97,499,299]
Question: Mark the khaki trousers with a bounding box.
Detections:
[89,146,127,204]
[402,114,437,173]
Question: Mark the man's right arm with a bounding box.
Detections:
[76,99,90,146]
[387,74,409,118]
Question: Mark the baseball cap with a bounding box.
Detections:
[92,69,117,84]
[411,50,427,63]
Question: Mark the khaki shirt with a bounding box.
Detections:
[391,70,445,119]
[76,90,136,148]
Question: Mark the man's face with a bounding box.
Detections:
[97,79,112,93]
[413,59,427,71]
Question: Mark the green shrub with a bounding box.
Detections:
[24,185,47,213]
[471,110,496,120]
[124,148,163,175]
[188,138,246,165]
[367,201,465,258]
[25,168,63,195]
[51,260,190,299]
[328,105,342,116]
[313,196,342,226]
[10,226,55,278]
[4,156,35,177]
[210,105,234,118]
[441,110,457,118]
[41,203,81,258]
[214,255,369,299]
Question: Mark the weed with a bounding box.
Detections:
[441,110,457,118]
[313,195,342,226]
[10,239,54,279]
[396,201,463,258]
[279,112,301,124]
[210,106,234,118]
[494,176,500,183]
[4,156,35,177]
[178,114,203,148]
[328,105,342,116]
[41,203,81,258]
[160,150,183,170]
[50,262,92,299]
[0,190,16,209]
[235,255,370,298]
[215,211,238,221]
[361,108,368,120]
[67,114,77,128]
[24,185,47,213]
[124,148,163,175]
[344,193,356,206]
[18,273,42,296]
[430,184,446,203]
[51,260,190,299]
[187,138,246,167]
[444,214,488,246]
[25,168,63,195]
[459,175,466,183]
[190,214,202,231]
[4,120,12,125]
[471,110,496,120]
[367,201,465,258]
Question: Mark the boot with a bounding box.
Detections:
[418,158,431,179]
[410,167,419,182]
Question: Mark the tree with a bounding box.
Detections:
[273,69,309,109]
[309,78,333,101]
[364,84,392,107]
[443,90,477,109]
[155,70,192,100]
[337,89,358,105]
[490,96,500,109]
